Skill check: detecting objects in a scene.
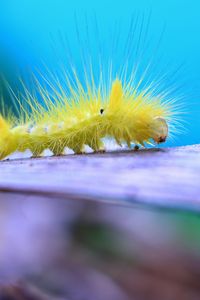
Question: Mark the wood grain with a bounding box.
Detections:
[0,144,200,212]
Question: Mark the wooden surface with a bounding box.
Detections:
[0,144,200,212]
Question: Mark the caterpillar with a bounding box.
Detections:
[0,18,182,160]
[0,76,176,160]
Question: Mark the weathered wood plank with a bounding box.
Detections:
[0,144,200,212]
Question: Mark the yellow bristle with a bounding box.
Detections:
[0,75,181,160]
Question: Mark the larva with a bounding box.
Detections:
[0,77,173,160]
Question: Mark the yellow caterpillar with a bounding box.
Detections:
[0,76,175,160]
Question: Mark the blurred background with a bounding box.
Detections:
[0,0,200,146]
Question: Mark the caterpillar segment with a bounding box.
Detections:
[0,79,170,160]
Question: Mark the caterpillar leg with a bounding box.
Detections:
[114,136,122,147]
[124,133,132,148]
[49,145,65,156]
[72,144,85,154]
[31,151,43,158]
[134,145,140,151]
[52,149,65,156]
[87,139,105,153]
[30,144,46,158]
[0,151,8,160]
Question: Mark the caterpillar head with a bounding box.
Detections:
[151,117,168,144]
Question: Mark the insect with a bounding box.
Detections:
[0,76,176,160]
[0,17,182,160]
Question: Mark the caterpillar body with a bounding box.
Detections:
[0,77,173,160]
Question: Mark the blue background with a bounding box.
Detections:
[0,0,199,147]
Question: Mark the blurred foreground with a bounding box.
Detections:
[0,194,200,300]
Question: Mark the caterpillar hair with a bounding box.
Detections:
[0,16,183,160]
